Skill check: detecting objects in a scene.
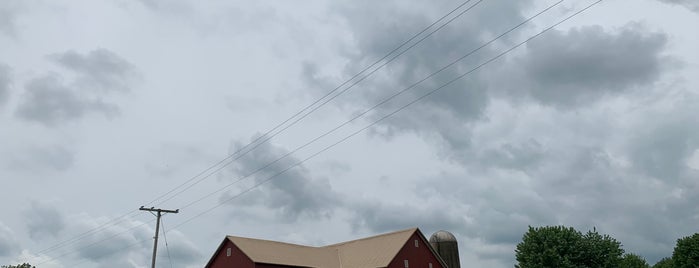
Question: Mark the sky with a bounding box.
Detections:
[1,0,698,267]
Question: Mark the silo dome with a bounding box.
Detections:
[430,230,457,242]
[429,230,460,268]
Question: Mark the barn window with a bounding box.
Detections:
[226,248,231,257]
[404,259,409,268]
[429,263,433,268]
[415,239,419,247]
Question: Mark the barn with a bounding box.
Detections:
[205,228,459,268]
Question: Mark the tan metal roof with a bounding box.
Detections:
[226,228,418,268]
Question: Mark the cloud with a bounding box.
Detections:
[19,212,202,268]
[223,135,342,221]
[71,217,151,263]
[6,145,75,172]
[159,230,201,267]
[627,96,699,181]
[301,0,543,156]
[517,25,669,107]
[298,2,690,266]
[50,49,142,93]
[0,63,10,105]
[14,49,141,126]
[15,75,119,126]
[0,0,24,36]
[348,200,466,235]
[0,222,19,257]
[23,201,66,240]
[658,0,699,12]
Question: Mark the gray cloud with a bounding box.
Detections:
[0,64,10,105]
[348,200,466,235]
[518,25,669,107]
[410,92,699,264]
[6,145,75,172]
[23,201,66,239]
[627,100,699,181]
[302,0,541,155]
[300,2,688,266]
[72,217,152,263]
[15,49,141,126]
[0,0,23,36]
[0,222,18,257]
[658,0,699,12]
[15,75,119,126]
[50,49,142,93]
[223,135,342,221]
[159,231,201,267]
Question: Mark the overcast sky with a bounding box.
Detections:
[1,0,698,267]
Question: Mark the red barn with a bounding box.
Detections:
[205,228,449,268]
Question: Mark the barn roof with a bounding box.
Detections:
[224,228,419,268]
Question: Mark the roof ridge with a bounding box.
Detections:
[226,235,320,249]
[323,227,417,247]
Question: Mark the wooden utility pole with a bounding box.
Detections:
[140,206,179,268]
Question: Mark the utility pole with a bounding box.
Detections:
[140,206,179,268]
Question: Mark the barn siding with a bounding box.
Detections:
[387,232,445,268]
[207,239,256,268]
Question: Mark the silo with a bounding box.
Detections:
[429,230,460,268]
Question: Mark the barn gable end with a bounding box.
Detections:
[205,238,255,268]
[205,228,451,268]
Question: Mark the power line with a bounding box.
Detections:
[149,0,487,208]
[161,219,174,268]
[30,0,604,265]
[140,207,179,268]
[169,0,603,231]
[65,236,153,268]
[25,0,483,261]
[29,209,140,257]
[34,218,155,266]
[171,0,564,213]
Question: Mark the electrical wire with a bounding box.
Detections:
[169,0,603,231]
[150,0,487,208]
[29,0,604,265]
[161,218,174,268]
[33,218,155,266]
[29,209,140,257]
[25,0,482,262]
[172,0,564,213]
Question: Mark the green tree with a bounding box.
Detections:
[1,264,35,268]
[515,225,625,268]
[651,257,672,268]
[620,253,650,268]
[672,233,699,268]
[515,226,583,268]
[578,229,624,267]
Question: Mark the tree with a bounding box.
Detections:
[1,264,35,268]
[515,226,583,268]
[620,253,650,268]
[578,229,624,267]
[515,225,625,268]
[672,233,699,268]
[651,257,673,268]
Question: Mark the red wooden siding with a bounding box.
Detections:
[388,232,445,268]
[207,239,255,268]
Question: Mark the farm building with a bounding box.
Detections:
[205,227,460,268]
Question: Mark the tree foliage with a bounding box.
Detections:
[1,264,35,268]
[620,253,650,268]
[651,257,673,268]
[672,233,699,268]
[579,229,624,267]
[515,226,624,268]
